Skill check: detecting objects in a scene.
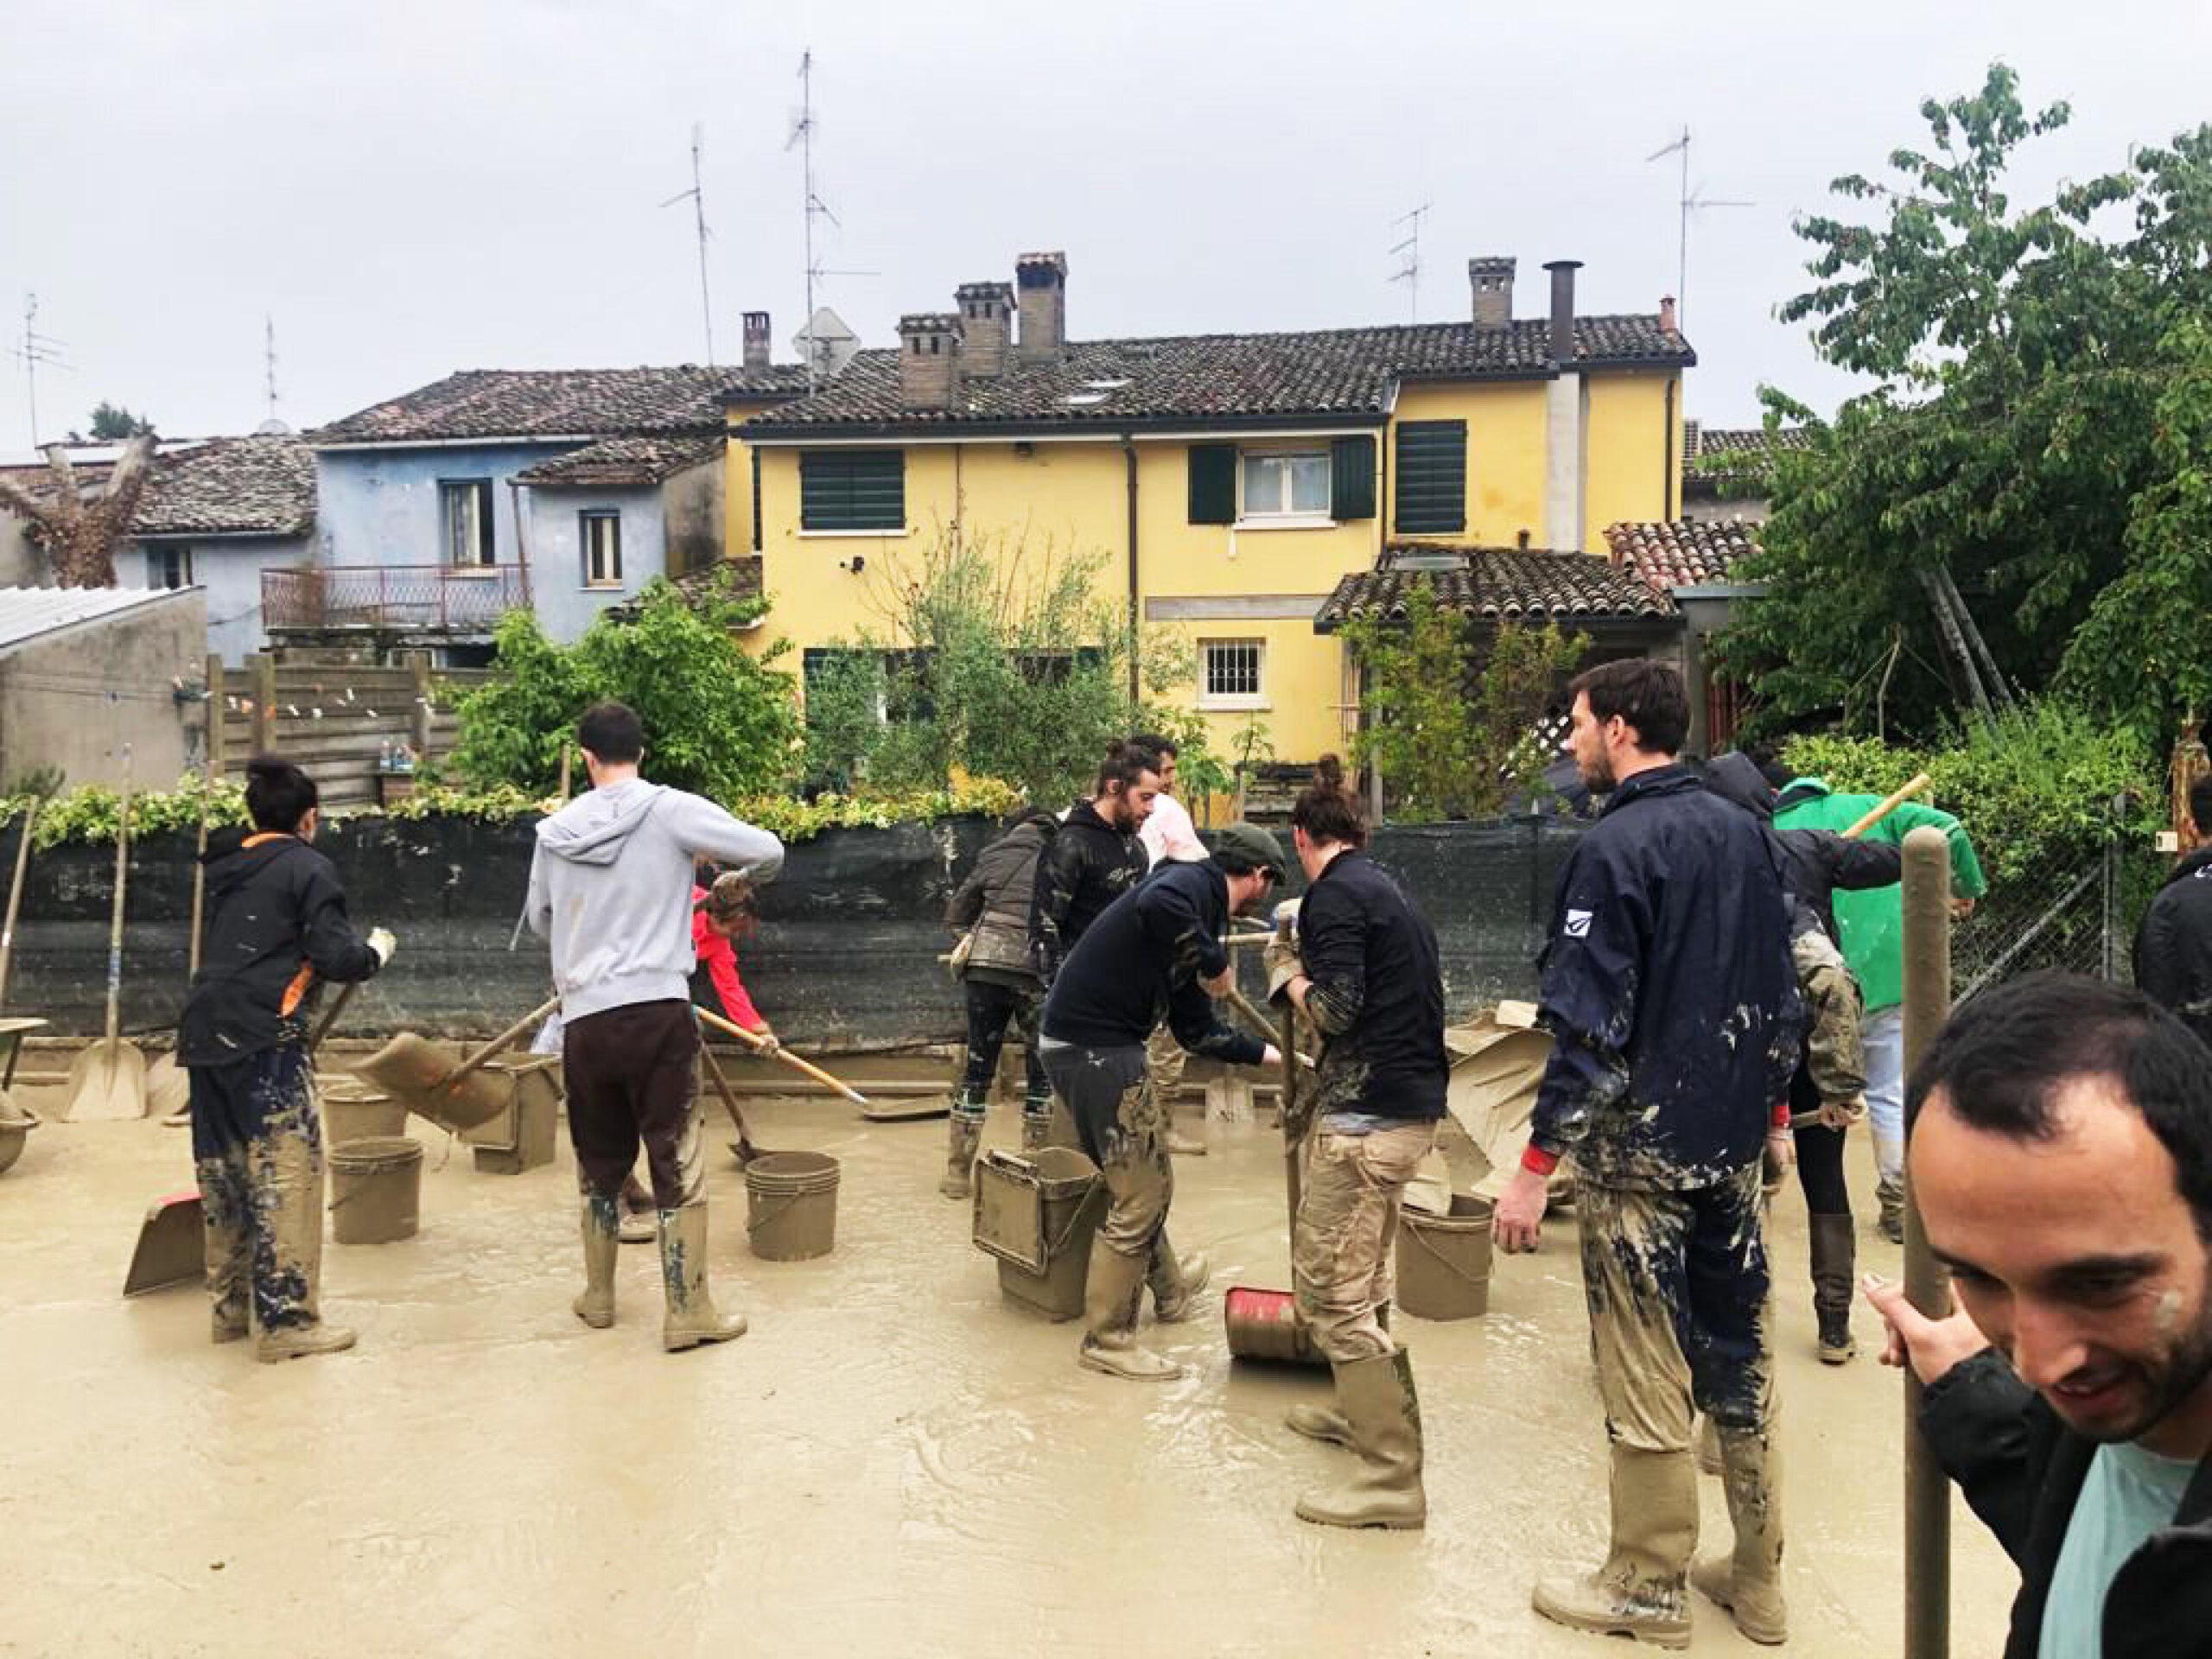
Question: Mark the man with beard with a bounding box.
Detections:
[1868,972,2212,1659]
[1031,739,1160,990]
[2133,776,2212,1048]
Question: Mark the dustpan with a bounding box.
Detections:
[122,1190,204,1296]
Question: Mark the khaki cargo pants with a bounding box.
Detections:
[1293,1120,1437,1361]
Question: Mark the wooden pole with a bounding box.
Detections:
[1901,824,1955,1659]
[1842,772,1932,841]
[248,653,276,756]
[693,1003,870,1107]
[204,653,227,779]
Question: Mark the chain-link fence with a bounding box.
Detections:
[1952,795,2154,1003]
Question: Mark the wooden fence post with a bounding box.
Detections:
[204,653,227,780]
[248,653,276,757]
[408,653,435,758]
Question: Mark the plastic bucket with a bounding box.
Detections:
[745,1150,841,1261]
[321,1079,407,1145]
[329,1135,423,1245]
[973,1147,1105,1320]
[1224,1285,1327,1366]
[1396,1192,1495,1320]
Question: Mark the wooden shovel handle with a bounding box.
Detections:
[446,995,563,1089]
[308,982,359,1057]
[693,1004,869,1107]
[1842,772,1932,841]
[106,752,131,1047]
[0,798,40,1007]
[696,1037,755,1141]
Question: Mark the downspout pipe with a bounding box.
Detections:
[1124,435,1140,702]
[1662,375,1678,521]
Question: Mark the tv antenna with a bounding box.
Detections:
[1644,126,1752,333]
[1389,203,1433,323]
[786,49,875,388]
[661,123,716,365]
[264,314,281,421]
[9,294,71,448]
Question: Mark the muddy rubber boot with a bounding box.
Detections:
[1531,1445,1696,1649]
[618,1175,656,1243]
[1294,1347,1426,1529]
[939,1105,985,1200]
[1809,1211,1857,1363]
[657,1205,747,1352]
[1876,1175,1905,1245]
[1693,1424,1788,1645]
[1020,1108,1053,1154]
[198,1151,251,1344]
[1077,1238,1182,1380]
[1147,1239,1211,1323]
[1287,1304,1389,1446]
[252,1126,355,1364]
[1163,1122,1207,1157]
[574,1194,620,1328]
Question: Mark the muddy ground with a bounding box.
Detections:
[2,1089,2017,1658]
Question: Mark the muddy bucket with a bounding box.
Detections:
[320,1078,406,1145]
[1396,1192,1495,1320]
[329,1135,423,1245]
[745,1150,840,1261]
[972,1147,1105,1321]
[1224,1285,1325,1366]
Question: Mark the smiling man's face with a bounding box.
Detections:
[1913,1074,2212,1451]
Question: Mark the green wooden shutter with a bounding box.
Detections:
[1394,421,1467,535]
[1330,435,1376,520]
[802,449,906,531]
[1187,443,1236,524]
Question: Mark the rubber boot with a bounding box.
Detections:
[252,1125,355,1364]
[939,1103,985,1200]
[574,1193,620,1328]
[1147,1236,1210,1323]
[1020,1107,1052,1154]
[1876,1177,1904,1244]
[1294,1347,1426,1529]
[197,1150,251,1344]
[618,1173,655,1243]
[1286,1304,1389,1446]
[1163,1121,1207,1157]
[1531,1445,1697,1649]
[1077,1239,1182,1380]
[1809,1211,1858,1363]
[1692,1424,1788,1645]
[658,1205,747,1352]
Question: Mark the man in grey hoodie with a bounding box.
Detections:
[526,702,785,1352]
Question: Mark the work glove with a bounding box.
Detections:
[367,926,397,966]
[1816,1094,1866,1132]
[1263,899,1304,1005]
[753,1027,781,1055]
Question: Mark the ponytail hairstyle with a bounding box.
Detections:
[1094,738,1160,798]
[701,870,760,939]
[1289,753,1367,849]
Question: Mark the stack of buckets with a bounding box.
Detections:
[321,1075,424,1246]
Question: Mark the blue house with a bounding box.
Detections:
[296,355,807,660]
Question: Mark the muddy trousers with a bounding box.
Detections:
[189,1042,324,1334]
[1293,1122,1436,1360]
[1576,1168,1779,1595]
[563,1000,705,1210]
[1040,1039,1185,1317]
[958,977,1047,1109]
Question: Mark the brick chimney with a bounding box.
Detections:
[1658,295,1677,335]
[741,310,772,373]
[957,282,1015,378]
[1544,258,1582,367]
[1015,251,1068,363]
[1468,257,1516,328]
[898,313,964,409]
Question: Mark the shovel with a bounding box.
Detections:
[124,982,359,1297]
[0,801,46,1134]
[353,996,561,1135]
[1223,983,1328,1367]
[696,1033,770,1166]
[152,768,213,1127]
[693,1003,871,1109]
[64,750,147,1122]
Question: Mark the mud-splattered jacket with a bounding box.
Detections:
[946,810,1057,988]
[1040,860,1264,1065]
[1030,798,1148,983]
[2133,843,2212,1047]
[178,827,383,1066]
[1704,753,1901,944]
[1527,764,1801,1190]
[1298,849,1446,1122]
[1922,1347,2212,1659]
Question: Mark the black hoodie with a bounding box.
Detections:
[1029,798,1148,982]
[176,825,383,1066]
[2133,842,2212,1046]
[1704,752,1901,943]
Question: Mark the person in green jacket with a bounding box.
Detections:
[1769,762,1988,1243]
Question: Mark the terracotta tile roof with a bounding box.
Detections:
[1682,422,1812,487]
[612,556,764,619]
[1314,546,1678,633]
[1603,518,1761,590]
[512,434,723,487]
[746,315,1693,435]
[313,365,808,446]
[0,435,316,538]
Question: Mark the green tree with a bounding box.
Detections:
[1339,576,1584,820]
[84,402,156,441]
[453,571,799,799]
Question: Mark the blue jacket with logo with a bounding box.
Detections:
[1529,764,1802,1189]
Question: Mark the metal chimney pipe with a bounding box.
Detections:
[1544,259,1582,368]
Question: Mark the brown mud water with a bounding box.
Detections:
[329,1135,424,1245]
[971,1147,1106,1321]
[1396,1192,1497,1321]
[744,1149,840,1261]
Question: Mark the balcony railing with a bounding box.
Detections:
[263,564,532,636]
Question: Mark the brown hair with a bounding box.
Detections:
[1567,658,1688,756]
[701,871,758,938]
[1093,738,1160,797]
[1290,753,1368,849]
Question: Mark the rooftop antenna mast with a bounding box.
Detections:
[10,294,70,448]
[1389,202,1432,323]
[1644,125,1751,334]
[786,49,874,390]
[264,314,281,422]
[661,123,716,365]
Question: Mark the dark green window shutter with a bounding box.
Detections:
[1394,421,1467,535]
[1187,443,1236,524]
[1330,435,1376,520]
[801,448,905,531]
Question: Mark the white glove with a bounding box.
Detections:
[367,926,397,966]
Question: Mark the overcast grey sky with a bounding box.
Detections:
[6,0,2208,447]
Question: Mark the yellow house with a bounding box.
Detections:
[730,253,1692,766]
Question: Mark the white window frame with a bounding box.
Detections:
[147,545,194,590]
[581,510,623,588]
[1236,446,1332,529]
[1198,638,1268,711]
[440,478,495,569]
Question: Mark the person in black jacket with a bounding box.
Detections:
[1039,823,1285,1382]
[938,806,1058,1195]
[1264,756,1446,1530]
[1495,662,1802,1649]
[180,757,392,1363]
[1029,740,1159,984]
[2133,775,2212,1046]
[1866,973,2212,1659]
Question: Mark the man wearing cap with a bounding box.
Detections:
[1039,823,1287,1380]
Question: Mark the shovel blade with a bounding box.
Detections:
[123,1190,204,1296]
[353,1032,512,1133]
[62,1039,149,1122]
[146,1053,190,1121]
